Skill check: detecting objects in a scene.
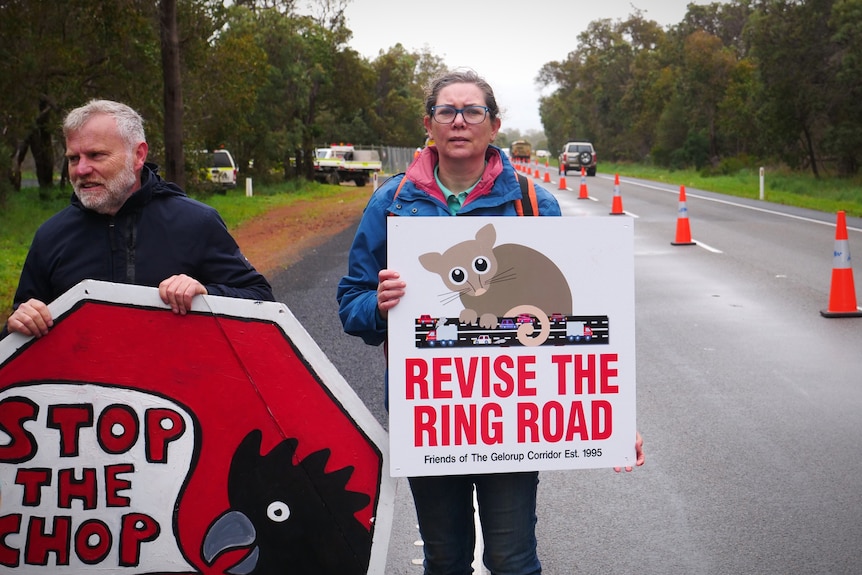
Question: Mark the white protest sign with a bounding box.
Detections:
[387,216,636,477]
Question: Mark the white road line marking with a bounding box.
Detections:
[606,175,862,233]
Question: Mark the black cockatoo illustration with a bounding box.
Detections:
[202,430,372,574]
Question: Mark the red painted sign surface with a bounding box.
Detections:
[0,281,393,574]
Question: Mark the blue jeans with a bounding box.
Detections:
[408,472,541,575]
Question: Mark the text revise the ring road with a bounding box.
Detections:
[387,216,637,477]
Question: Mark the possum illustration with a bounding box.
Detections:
[418,223,572,346]
[202,430,371,574]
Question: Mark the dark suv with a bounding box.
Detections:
[558,142,597,176]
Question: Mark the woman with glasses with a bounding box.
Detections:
[337,69,643,574]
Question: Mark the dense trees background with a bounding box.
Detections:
[538,0,862,178]
[1,0,860,202]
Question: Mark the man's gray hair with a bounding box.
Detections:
[63,99,146,148]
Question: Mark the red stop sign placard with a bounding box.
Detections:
[0,280,393,574]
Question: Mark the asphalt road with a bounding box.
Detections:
[269,167,862,575]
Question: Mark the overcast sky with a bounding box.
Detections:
[339,0,711,134]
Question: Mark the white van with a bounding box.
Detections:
[206,150,238,188]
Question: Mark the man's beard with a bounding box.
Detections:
[74,158,138,214]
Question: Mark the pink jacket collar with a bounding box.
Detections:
[403,146,504,206]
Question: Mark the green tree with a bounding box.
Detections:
[825,0,862,174]
[653,93,689,167]
[621,53,675,161]
[365,44,440,147]
[187,9,268,167]
[537,56,587,154]
[538,13,666,160]
[678,0,755,58]
[573,19,633,157]
[716,58,760,157]
[0,0,162,193]
[679,30,737,158]
[748,0,836,176]
[617,15,672,160]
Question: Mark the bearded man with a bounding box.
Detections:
[2,99,273,339]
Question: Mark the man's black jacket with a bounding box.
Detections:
[2,163,273,337]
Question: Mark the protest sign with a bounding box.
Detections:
[0,281,393,574]
[387,217,636,477]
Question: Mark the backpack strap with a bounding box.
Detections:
[515,173,539,216]
[386,174,409,217]
[393,174,408,201]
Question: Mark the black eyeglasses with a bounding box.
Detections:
[430,105,490,124]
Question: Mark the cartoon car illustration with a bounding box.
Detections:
[418,314,435,326]
[550,312,565,323]
[474,335,492,345]
[500,318,516,329]
[516,314,533,324]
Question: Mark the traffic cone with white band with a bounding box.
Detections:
[821,211,862,317]
[558,175,567,190]
[671,185,696,245]
[578,167,589,200]
[609,174,624,215]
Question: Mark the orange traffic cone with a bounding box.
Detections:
[544,170,551,183]
[558,175,567,191]
[534,167,540,178]
[821,211,862,317]
[671,185,696,246]
[578,167,589,200]
[609,174,624,215]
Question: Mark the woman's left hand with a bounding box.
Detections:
[376,269,406,319]
[614,431,644,472]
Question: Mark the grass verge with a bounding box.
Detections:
[602,163,862,217]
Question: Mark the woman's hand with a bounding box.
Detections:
[377,269,406,319]
[614,431,645,472]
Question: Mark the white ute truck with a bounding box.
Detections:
[314,144,382,187]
